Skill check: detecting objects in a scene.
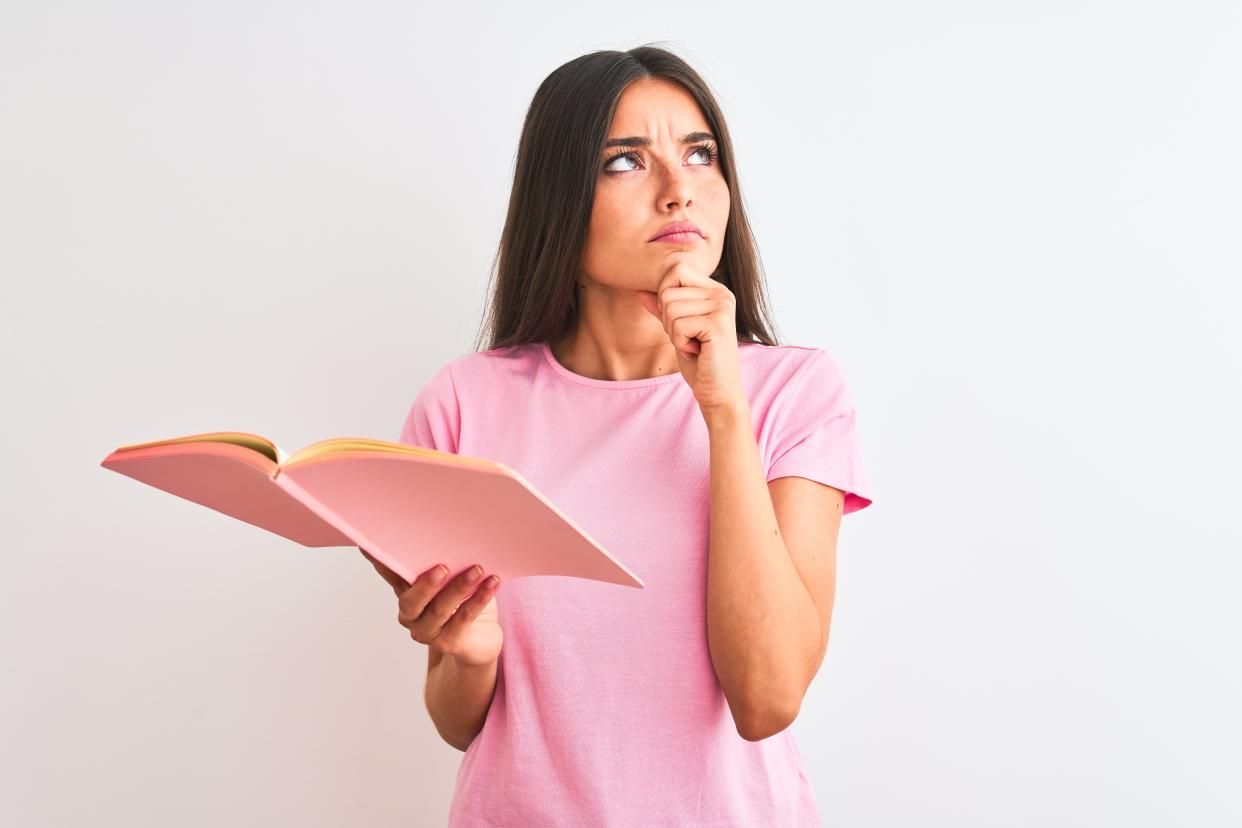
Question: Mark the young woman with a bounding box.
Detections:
[362,44,875,826]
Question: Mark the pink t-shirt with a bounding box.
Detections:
[398,340,874,827]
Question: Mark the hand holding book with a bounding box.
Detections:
[361,548,503,668]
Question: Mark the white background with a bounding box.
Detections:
[3,2,1239,825]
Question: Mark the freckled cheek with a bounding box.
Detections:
[591,196,650,250]
[585,201,614,239]
[591,194,623,226]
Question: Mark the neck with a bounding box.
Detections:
[548,325,679,382]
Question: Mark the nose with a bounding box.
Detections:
[655,160,694,210]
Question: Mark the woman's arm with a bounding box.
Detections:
[703,401,828,742]
[425,649,498,751]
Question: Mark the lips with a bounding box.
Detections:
[650,221,703,241]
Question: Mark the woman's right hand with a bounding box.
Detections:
[359,548,503,668]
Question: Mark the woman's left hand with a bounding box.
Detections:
[635,260,746,413]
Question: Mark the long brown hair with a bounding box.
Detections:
[472,44,783,353]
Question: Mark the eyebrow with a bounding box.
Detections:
[603,131,716,150]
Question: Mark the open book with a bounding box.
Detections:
[100,432,643,589]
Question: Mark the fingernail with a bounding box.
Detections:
[430,565,447,584]
[467,565,482,583]
[485,575,500,588]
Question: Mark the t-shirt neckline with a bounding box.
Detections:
[539,341,685,389]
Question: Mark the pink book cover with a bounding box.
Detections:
[100,432,644,589]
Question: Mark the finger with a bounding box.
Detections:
[661,298,717,329]
[435,576,500,640]
[657,260,714,293]
[399,564,490,640]
[670,313,716,354]
[663,300,717,350]
[363,553,409,597]
[654,286,712,315]
[635,290,661,320]
[655,260,690,295]
[655,286,715,322]
[359,548,410,595]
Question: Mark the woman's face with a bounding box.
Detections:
[580,78,730,293]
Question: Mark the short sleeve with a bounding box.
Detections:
[765,349,874,514]
[397,361,461,454]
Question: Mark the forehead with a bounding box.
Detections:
[609,78,709,136]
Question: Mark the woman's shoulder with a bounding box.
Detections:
[440,341,544,384]
[739,339,826,356]
[739,339,835,377]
